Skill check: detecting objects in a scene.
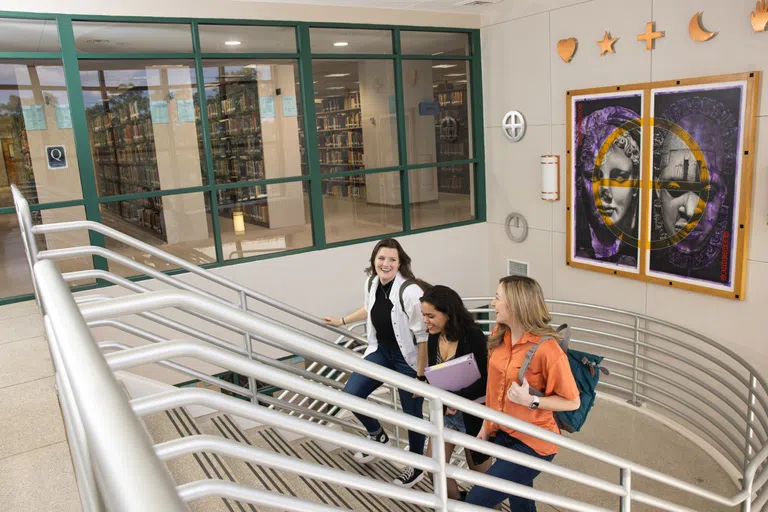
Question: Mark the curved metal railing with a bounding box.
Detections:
[11,184,768,511]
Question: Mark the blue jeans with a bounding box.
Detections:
[342,345,426,455]
[465,431,555,511]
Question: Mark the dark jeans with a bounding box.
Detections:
[342,344,426,455]
[465,431,555,511]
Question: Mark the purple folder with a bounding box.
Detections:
[425,352,481,392]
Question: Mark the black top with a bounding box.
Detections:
[427,326,488,448]
[370,281,398,349]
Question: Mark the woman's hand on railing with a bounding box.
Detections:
[477,422,490,441]
[322,317,344,328]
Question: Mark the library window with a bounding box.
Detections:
[198,25,297,53]
[217,183,313,261]
[313,59,399,173]
[79,60,206,196]
[309,28,393,55]
[72,21,193,53]
[0,18,60,52]
[0,60,83,208]
[400,31,470,56]
[323,170,402,244]
[201,60,307,183]
[408,163,475,230]
[101,191,215,277]
[402,60,472,165]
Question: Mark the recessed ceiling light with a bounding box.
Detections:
[325,73,351,78]
[327,86,346,90]
[445,73,465,77]
[225,40,242,46]
[456,79,467,83]
[432,64,457,69]
[432,51,445,56]
[334,41,349,47]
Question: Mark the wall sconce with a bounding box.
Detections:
[541,155,560,201]
[233,210,245,235]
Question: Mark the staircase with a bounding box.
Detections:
[10,183,768,512]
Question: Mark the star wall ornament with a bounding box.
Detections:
[597,31,618,56]
[638,21,664,50]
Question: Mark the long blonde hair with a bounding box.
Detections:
[488,276,559,351]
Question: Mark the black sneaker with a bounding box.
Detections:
[353,430,389,464]
[459,490,468,502]
[392,466,425,488]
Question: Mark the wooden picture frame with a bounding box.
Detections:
[566,72,760,300]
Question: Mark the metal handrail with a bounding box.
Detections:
[12,184,768,510]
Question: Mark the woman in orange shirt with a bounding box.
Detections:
[465,276,580,511]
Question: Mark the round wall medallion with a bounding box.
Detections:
[505,212,529,243]
[502,111,526,142]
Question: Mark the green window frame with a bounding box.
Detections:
[0,11,485,305]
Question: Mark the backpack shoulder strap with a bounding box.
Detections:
[367,275,375,293]
[398,278,417,313]
[555,324,570,353]
[517,335,555,387]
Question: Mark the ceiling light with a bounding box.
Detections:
[432,64,457,69]
[445,73,465,77]
[456,79,467,83]
[432,84,439,88]
[334,41,349,47]
[327,86,345,90]
[325,73,350,78]
[225,40,242,46]
[432,51,445,56]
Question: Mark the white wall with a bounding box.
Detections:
[3,1,480,28]
[480,0,768,379]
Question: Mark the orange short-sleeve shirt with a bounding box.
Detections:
[485,330,579,456]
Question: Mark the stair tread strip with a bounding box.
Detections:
[166,409,241,512]
[210,416,274,498]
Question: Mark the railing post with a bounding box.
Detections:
[240,291,258,404]
[391,385,402,448]
[620,467,631,511]
[629,316,643,407]
[744,374,757,473]
[429,398,448,512]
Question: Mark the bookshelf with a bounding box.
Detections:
[317,92,367,199]
[435,83,470,195]
[87,86,168,240]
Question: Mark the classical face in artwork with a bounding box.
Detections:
[592,133,641,233]
[654,118,727,254]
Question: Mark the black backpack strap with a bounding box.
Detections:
[367,275,375,293]
[398,278,416,313]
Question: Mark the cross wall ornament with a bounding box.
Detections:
[502,111,526,142]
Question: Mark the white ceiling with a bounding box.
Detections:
[233,0,502,14]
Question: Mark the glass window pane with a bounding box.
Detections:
[0,60,84,207]
[72,22,192,53]
[79,60,206,196]
[1,207,94,298]
[323,171,402,244]
[403,60,472,164]
[313,60,398,172]
[409,164,475,230]
[101,192,215,277]
[217,183,312,260]
[202,60,306,183]
[0,18,60,52]
[199,25,296,53]
[310,28,392,54]
[400,31,469,56]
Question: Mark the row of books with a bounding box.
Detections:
[319,150,364,165]
[205,91,259,119]
[210,112,262,137]
[317,113,362,131]
[93,119,155,147]
[321,93,360,112]
[211,134,262,158]
[437,91,465,107]
[244,203,270,225]
[213,158,265,182]
[99,164,160,190]
[319,131,363,148]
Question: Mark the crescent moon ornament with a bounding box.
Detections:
[689,12,717,41]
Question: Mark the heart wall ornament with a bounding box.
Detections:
[557,38,578,63]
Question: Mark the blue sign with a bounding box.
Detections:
[419,101,441,116]
[260,96,276,119]
[22,105,47,131]
[282,96,298,117]
[45,145,67,170]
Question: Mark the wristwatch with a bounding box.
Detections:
[528,395,540,410]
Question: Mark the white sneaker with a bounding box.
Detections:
[353,430,389,464]
[393,466,425,488]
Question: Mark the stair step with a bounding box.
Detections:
[141,407,251,512]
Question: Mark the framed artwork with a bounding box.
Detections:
[566,72,760,300]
